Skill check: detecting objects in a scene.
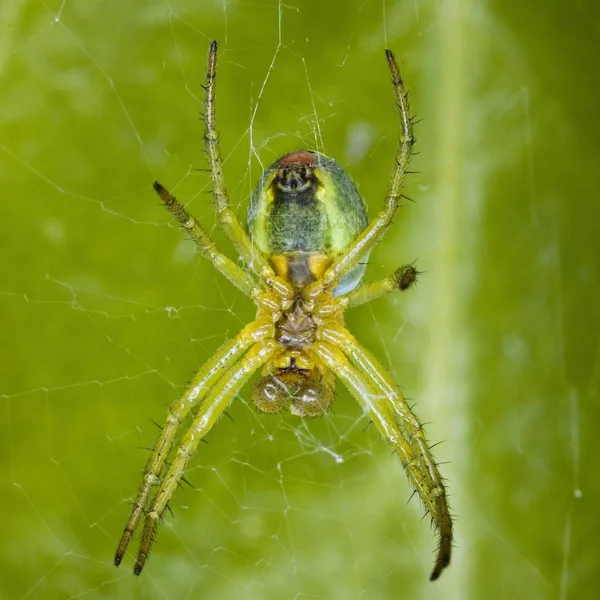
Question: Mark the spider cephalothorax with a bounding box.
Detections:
[115,41,453,582]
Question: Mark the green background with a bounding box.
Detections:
[1,1,598,598]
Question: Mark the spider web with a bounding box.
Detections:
[1,1,597,599]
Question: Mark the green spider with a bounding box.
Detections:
[114,40,453,581]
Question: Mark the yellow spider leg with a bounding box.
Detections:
[114,320,273,568]
[204,41,288,294]
[133,338,279,575]
[311,334,452,581]
[342,264,418,308]
[153,182,257,297]
[306,49,414,298]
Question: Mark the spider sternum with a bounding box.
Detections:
[269,288,343,348]
[274,296,317,349]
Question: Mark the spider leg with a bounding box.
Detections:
[114,320,273,568]
[311,333,452,581]
[203,41,288,293]
[307,49,415,296]
[342,264,418,308]
[153,182,257,298]
[133,339,279,575]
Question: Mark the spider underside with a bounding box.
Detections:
[114,40,453,581]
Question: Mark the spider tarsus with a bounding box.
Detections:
[153,181,175,207]
[153,180,164,193]
[114,530,133,568]
[384,49,401,79]
[429,541,452,581]
[134,522,159,576]
[429,567,441,581]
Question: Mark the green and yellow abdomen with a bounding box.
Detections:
[247,150,368,295]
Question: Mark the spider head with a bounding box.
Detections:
[252,366,334,417]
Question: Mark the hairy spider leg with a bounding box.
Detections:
[325,328,452,579]
[342,264,419,308]
[114,320,274,568]
[305,49,415,299]
[153,182,257,298]
[311,335,452,581]
[133,339,279,575]
[204,41,290,296]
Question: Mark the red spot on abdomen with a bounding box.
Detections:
[277,150,318,168]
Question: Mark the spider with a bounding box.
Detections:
[114,40,453,581]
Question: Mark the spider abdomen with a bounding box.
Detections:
[248,150,369,294]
